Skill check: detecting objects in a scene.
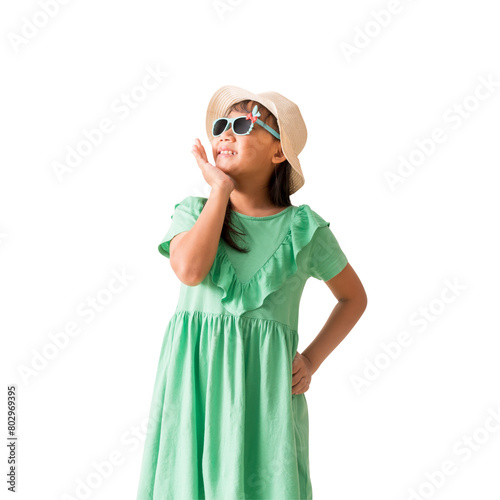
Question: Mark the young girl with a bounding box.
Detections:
[136,85,367,500]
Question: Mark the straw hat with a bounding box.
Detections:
[205,85,307,195]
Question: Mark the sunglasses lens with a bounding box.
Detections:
[233,117,252,135]
[213,119,228,136]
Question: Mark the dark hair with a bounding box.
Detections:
[220,100,292,253]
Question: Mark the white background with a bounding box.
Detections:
[1,0,500,499]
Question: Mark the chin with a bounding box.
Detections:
[215,160,230,170]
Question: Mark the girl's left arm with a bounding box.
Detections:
[301,263,367,376]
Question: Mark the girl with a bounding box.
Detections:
[136,85,367,500]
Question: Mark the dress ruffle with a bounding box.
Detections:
[209,205,330,315]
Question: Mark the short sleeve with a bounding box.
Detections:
[307,224,348,281]
[158,196,207,259]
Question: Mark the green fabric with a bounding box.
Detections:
[137,196,348,500]
[222,207,296,283]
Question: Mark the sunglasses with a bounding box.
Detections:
[212,104,280,140]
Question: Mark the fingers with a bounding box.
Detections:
[292,367,310,389]
[192,138,208,162]
[292,378,310,395]
[191,141,206,169]
[291,358,312,394]
[191,139,201,157]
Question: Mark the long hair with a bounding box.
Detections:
[219,100,292,253]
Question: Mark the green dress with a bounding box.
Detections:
[136,196,348,500]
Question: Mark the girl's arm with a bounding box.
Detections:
[301,263,367,376]
[169,185,232,286]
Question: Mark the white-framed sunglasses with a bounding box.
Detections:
[212,104,280,140]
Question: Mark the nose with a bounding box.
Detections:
[219,127,235,140]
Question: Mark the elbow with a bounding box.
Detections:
[182,274,204,287]
[173,262,206,287]
[170,254,197,286]
[356,286,368,311]
[360,292,368,312]
[169,249,213,287]
[342,289,368,313]
[358,289,368,314]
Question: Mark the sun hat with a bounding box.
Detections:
[205,85,308,196]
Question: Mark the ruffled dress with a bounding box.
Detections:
[136,196,348,500]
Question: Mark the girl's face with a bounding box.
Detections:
[211,108,285,188]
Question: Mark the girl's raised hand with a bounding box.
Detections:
[191,138,235,193]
